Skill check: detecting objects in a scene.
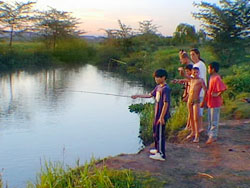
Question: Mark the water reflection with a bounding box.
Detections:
[0,64,147,187]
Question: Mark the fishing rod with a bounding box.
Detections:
[67,90,131,98]
[109,58,153,74]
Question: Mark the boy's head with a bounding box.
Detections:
[208,62,220,74]
[180,52,190,65]
[153,69,168,84]
[192,67,200,78]
[185,64,193,76]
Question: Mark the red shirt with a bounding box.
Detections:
[207,74,227,108]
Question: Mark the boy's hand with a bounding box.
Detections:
[200,101,205,108]
[157,117,165,126]
[212,92,220,97]
[131,95,138,99]
[171,79,177,84]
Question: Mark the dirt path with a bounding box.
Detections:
[98,119,250,188]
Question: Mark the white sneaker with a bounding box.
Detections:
[149,149,157,155]
[149,153,165,161]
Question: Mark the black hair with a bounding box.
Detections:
[192,67,199,71]
[179,49,185,53]
[153,69,168,79]
[185,64,193,70]
[190,48,205,62]
[209,62,220,72]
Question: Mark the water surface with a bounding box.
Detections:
[0,65,147,187]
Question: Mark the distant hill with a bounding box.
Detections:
[0,31,106,43]
[80,35,106,43]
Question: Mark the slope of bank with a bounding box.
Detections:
[97,119,250,188]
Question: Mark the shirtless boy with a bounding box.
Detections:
[187,67,207,143]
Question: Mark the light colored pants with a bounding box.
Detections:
[199,97,204,116]
[207,108,220,139]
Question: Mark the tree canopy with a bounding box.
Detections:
[0,1,36,47]
[193,0,250,65]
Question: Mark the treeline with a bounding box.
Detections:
[0,0,249,71]
[0,1,96,70]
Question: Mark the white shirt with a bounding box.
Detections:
[193,60,207,97]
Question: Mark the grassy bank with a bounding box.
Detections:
[0,39,95,71]
[26,159,164,188]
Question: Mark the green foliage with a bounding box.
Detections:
[166,100,188,138]
[27,159,164,188]
[131,100,188,145]
[222,92,250,119]
[193,0,250,65]
[0,174,2,188]
[172,23,198,45]
[53,39,94,63]
[95,42,123,66]
[223,65,250,97]
[35,7,83,50]
[220,64,250,119]
[137,103,155,145]
[0,44,53,71]
[0,1,36,47]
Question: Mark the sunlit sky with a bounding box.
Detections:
[8,0,220,36]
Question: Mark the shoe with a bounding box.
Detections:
[149,153,165,161]
[193,137,199,143]
[206,137,217,144]
[149,149,157,155]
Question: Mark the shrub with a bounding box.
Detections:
[53,39,93,63]
[27,159,164,188]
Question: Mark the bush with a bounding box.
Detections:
[53,39,94,64]
[166,100,188,139]
[27,159,163,188]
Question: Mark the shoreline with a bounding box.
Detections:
[97,119,250,187]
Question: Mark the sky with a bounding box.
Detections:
[7,0,220,36]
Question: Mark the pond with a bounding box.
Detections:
[0,64,149,187]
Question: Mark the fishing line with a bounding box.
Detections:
[66,90,131,98]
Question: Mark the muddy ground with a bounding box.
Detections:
[98,119,250,188]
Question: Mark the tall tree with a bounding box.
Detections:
[172,23,198,44]
[0,1,36,47]
[193,0,250,65]
[138,20,159,35]
[103,20,134,54]
[35,7,84,49]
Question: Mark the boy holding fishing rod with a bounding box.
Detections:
[131,69,171,161]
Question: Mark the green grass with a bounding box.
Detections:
[130,99,188,145]
[27,159,164,188]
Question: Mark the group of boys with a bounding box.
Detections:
[131,48,227,161]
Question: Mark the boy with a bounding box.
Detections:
[186,67,207,143]
[172,64,193,130]
[131,69,170,161]
[205,62,227,144]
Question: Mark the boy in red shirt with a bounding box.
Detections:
[205,62,227,144]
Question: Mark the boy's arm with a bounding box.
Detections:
[200,79,207,108]
[212,91,223,97]
[158,102,168,125]
[172,79,189,84]
[131,94,152,99]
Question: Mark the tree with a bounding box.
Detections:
[103,20,134,54]
[0,1,36,47]
[172,23,198,45]
[193,0,250,65]
[35,7,84,49]
[138,20,159,35]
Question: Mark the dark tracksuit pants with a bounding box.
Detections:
[153,123,166,158]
